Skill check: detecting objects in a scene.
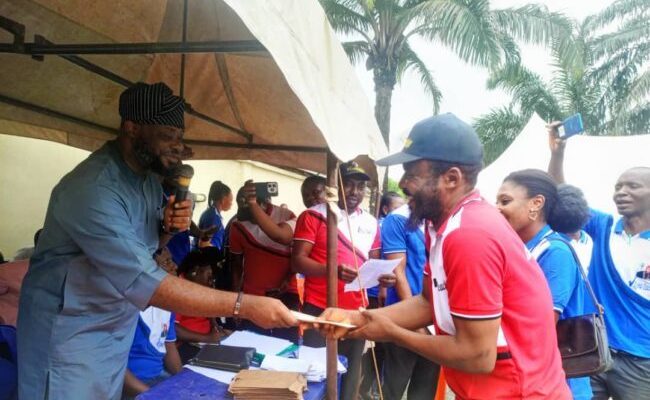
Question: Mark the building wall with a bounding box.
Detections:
[0,134,307,260]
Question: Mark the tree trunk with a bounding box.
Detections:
[374,80,394,192]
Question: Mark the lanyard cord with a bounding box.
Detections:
[336,168,384,400]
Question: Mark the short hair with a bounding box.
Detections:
[430,160,483,187]
[549,184,590,234]
[379,191,403,218]
[301,175,326,192]
[178,248,221,277]
[207,181,231,208]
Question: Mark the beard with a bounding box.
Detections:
[409,186,444,228]
[134,137,173,176]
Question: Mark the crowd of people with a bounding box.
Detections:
[0,81,648,400]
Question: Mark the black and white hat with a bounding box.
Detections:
[119,82,185,129]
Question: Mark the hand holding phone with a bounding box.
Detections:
[558,113,584,139]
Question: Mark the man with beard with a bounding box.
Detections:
[292,162,385,400]
[316,114,571,399]
[547,123,650,400]
[17,82,297,400]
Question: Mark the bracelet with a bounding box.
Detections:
[233,291,244,318]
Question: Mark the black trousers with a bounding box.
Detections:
[359,296,385,400]
[382,342,440,400]
[302,302,365,400]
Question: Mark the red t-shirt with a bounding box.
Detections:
[293,203,381,310]
[175,314,211,335]
[229,204,297,296]
[425,191,570,400]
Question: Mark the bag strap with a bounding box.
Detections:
[546,237,604,316]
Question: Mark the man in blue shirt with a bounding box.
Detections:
[548,123,650,400]
[380,203,440,400]
[17,82,297,400]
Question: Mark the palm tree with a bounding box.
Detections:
[320,0,574,152]
[475,0,650,165]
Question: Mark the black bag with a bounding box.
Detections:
[550,238,613,378]
[189,344,256,372]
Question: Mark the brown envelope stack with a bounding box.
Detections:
[228,370,308,400]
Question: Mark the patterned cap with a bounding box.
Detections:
[119,82,185,129]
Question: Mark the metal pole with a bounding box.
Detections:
[326,151,339,400]
[179,0,189,98]
[0,40,265,55]
[0,94,327,153]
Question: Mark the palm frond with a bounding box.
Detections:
[590,16,650,60]
[319,0,374,39]
[341,40,372,65]
[474,106,529,165]
[584,0,650,33]
[410,0,503,67]
[487,63,563,121]
[396,43,442,114]
[492,5,574,47]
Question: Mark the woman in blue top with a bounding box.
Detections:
[198,181,233,250]
[497,169,593,400]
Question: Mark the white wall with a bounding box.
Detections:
[0,134,307,260]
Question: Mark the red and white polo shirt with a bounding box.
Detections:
[293,203,381,310]
[425,190,570,399]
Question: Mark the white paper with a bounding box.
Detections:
[297,345,347,374]
[291,311,356,329]
[220,330,293,356]
[344,258,400,292]
[260,355,310,374]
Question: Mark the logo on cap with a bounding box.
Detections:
[403,138,413,149]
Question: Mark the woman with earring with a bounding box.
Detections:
[496,169,593,400]
[198,181,233,251]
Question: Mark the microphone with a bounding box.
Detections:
[167,164,194,232]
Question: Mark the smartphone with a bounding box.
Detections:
[254,182,279,198]
[558,113,584,139]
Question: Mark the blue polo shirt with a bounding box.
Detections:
[584,209,650,358]
[381,205,426,306]
[527,224,592,400]
[199,207,226,250]
[127,307,177,381]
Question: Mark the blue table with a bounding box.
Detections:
[137,368,327,400]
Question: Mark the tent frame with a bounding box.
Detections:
[1,9,346,399]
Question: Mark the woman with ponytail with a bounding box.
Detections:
[198,181,233,250]
[496,169,593,400]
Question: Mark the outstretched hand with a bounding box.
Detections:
[347,310,399,342]
[547,121,566,154]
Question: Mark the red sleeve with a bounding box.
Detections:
[442,228,504,319]
[229,222,244,254]
[293,210,322,244]
[370,223,381,250]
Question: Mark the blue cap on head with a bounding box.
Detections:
[376,113,483,166]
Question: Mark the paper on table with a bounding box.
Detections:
[344,258,400,292]
[291,311,356,329]
[260,355,310,374]
[298,345,347,373]
[220,330,293,356]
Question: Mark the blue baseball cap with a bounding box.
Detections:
[376,113,483,166]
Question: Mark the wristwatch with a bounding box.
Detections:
[233,291,244,318]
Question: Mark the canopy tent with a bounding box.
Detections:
[478,113,650,215]
[0,1,387,398]
[0,0,386,176]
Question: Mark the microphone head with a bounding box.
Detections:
[169,164,194,188]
